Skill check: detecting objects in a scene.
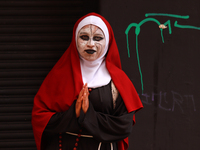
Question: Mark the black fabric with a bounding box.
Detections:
[41,82,134,150]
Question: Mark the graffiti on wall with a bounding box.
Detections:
[140,91,196,113]
[125,13,200,93]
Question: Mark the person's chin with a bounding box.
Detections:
[85,56,97,61]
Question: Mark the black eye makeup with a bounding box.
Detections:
[93,36,104,41]
[80,35,89,41]
[79,35,104,41]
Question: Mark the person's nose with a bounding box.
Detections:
[87,39,95,48]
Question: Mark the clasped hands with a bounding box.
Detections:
[76,83,90,118]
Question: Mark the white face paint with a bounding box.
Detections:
[77,24,106,61]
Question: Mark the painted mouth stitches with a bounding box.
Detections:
[85,49,96,54]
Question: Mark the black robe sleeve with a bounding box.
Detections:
[44,101,81,133]
[78,96,134,143]
[44,97,134,142]
[44,98,134,143]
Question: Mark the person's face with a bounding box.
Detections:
[77,24,106,61]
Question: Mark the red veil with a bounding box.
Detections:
[32,12,143,150]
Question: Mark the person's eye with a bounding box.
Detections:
[93,36,103,41]
[80,35,89,41]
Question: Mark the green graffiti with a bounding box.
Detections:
[125,13,200,93]
[174,21,200,30]
[145,13,189,19]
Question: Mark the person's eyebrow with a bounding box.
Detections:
[79,32,89,35]
[93,33,104,36]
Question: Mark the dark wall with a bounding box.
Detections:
[100,0,200,150]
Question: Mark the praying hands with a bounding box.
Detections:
[76,83,90,118]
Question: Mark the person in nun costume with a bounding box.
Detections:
[32,12,143,150]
